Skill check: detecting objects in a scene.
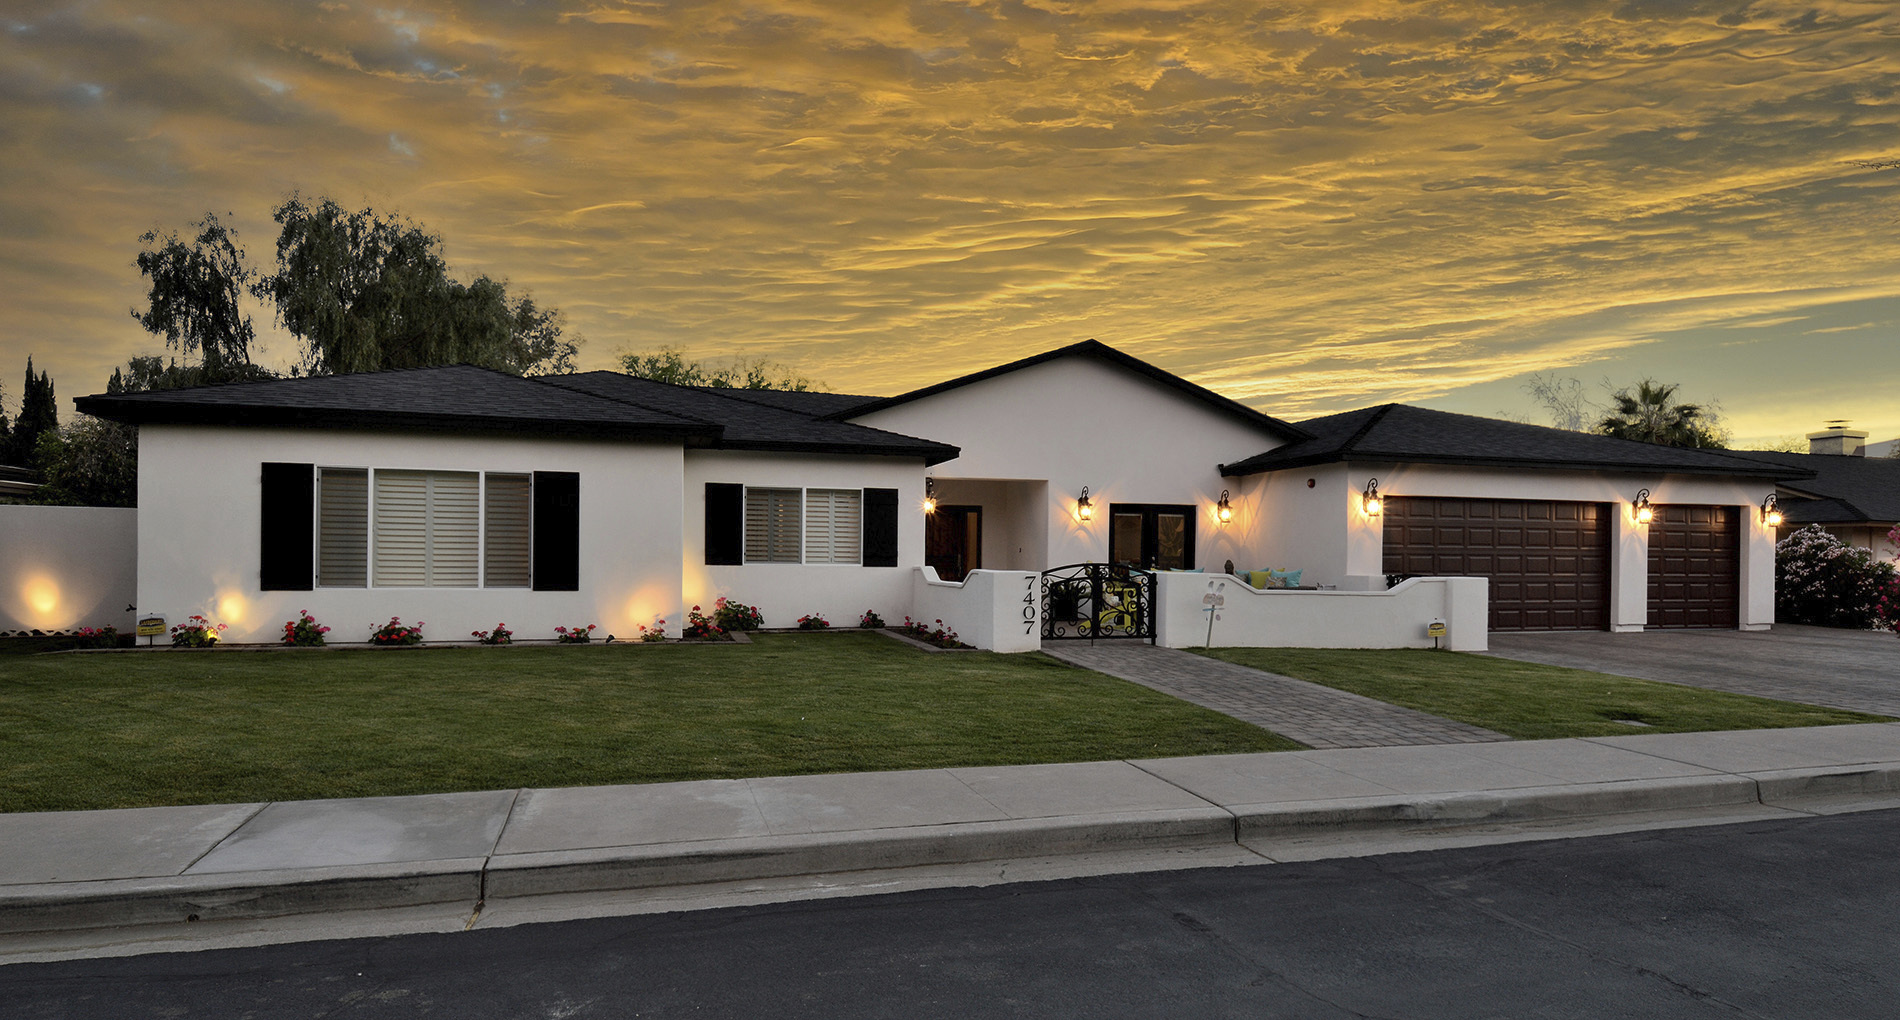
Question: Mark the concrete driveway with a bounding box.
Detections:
[1486,625,1900,717]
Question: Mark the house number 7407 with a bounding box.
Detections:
[1023,575,1038,635]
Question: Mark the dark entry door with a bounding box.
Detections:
[925,505,982,582]
[1108,504,1195,571]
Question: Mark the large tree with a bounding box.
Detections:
[1594,379,1727,448]
[258,196,576,376]
[131,213,266,384]
[8,358,57,468]
[30,415,137,508]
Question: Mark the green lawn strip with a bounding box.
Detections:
[1,632,1296,812]
[1192,647,1889,740]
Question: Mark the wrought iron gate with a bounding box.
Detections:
[1040,563,1156,642]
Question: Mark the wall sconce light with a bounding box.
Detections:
[1361,478,1383,516]
[921,477,938,515]
[1633,488,1654,525]
[1761,493,1783,527]
[1077,485,1094,522]
[1216,489,1234,524]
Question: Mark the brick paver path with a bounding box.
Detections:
[1043,641,1510,749]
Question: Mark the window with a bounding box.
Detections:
[484,473,532,588]
[317,468,368,588]
[373,470,479,588]
[804,489,862,565]
[744,487,802,563]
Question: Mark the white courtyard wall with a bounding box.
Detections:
[0,505,137,634]
[1156,572,1488,651]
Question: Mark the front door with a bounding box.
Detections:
[925,505,982,582]
[1108,503,1195,571]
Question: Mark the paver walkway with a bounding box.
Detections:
[1041,641,1509,749]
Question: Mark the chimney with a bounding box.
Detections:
[1808,423,1868,456]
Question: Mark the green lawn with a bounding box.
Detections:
[0,633,1296,812]
[1194,647,1889,739]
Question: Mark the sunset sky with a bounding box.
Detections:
[3,0,1897,447]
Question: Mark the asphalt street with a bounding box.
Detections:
[7,808,1899,1019]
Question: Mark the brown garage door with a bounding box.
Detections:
[1383,497,1610,631]
[1647,505,1739,629]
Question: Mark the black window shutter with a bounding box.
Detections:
[862,488,899,567]
[704,483,744,565]
[532,471,581,591]
[260,462,314,591]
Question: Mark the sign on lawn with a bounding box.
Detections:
[136,616,166,637]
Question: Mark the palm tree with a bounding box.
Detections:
[1594,380,1726,448]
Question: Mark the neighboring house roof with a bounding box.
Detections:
[827,339,1314,442]
[0,465,38,500]
[1724,450,1900,524]
[73,365,958,463]
[1219,404,1811,480]
[74,365,711,440]
[544,373,960,464]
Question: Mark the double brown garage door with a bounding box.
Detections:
[1383,498,1738,631]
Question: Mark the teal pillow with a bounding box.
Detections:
[1170,567,1205,573]
[1269,568,1302,588]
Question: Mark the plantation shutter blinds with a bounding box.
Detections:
[531,471,581,591]
[862,488,899,567]
[317,468,368,588]
[372,470,478,587]
[744,487,802,563]
[484,474,532,588]
[259,462,314,591]
[804,489,862,564]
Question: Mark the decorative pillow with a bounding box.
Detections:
[1171,566,1205,573]
[1270,568,1303,588]
[1246,569,1274,589]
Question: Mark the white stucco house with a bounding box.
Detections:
[63,339,1807,649]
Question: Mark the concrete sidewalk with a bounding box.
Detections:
[6,723,1900,940]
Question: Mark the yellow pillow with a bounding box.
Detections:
[1247,569,1274,589]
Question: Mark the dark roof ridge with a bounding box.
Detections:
[1336,403,1399,460]
[536,371,726,430]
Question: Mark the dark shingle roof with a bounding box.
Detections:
[827,339,1313,442]
[1724,450,1900,524]
[691,387,882,417]
[1219,404,1811,481]
[74,365,711,440]
[542,373,959,464]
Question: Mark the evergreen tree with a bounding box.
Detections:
[10,358,57,469]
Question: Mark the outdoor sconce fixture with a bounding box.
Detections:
[921,477,938,515]
[1077,486,1094,522]
[1216,489,1234,524]
[1633,489,1655,525]
[1761,493,1783,528]
[1360,478,1383,517]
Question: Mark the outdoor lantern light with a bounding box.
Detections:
[1761,492,1783,527]
[1361,478,1383,516]
[1216,489,1234,524]
[1633,488,1655,525]
[1077,485,1094,521]
[921,477,938,515]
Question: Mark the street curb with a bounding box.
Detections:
[5,764,1900,937]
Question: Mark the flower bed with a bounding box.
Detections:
[895,616,971,649]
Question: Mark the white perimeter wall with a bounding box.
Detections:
[684,450,926,629]
[850,355,1289,573]
[912,568,1042,652]
[1157,572,1489,651]
[1252,462,1778,630]
[0,505,137,634]
[138,425,684,644]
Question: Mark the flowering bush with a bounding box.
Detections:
[1776,526,1899,630]
[170,615,225,648]
[712,596,763,632]
[472,623,513,645]
[897,616,969,649]
[858,610,885,629]
[555,623,598,644]
[281,610,330,647]
[796,613,831,630]
[370,616,425,646]
[638,618,668,642]
[681,604,727,640]
[76,625,119,649]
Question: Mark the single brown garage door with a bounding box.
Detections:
[1647,505,1739,629]
[1383,497,1610,631]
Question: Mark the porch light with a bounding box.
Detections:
[1761,493,1783,527]
[1633,489,1654,525]
[921,477,938,515]
[1361,478,1383,516]
[1216,489,1234,524]
[1077,485,1094,522]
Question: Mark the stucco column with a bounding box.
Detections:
[1611,506,1648,632]
[1739,499,1775,630]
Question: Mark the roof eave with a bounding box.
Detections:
[74,399,716,442]
[1221,450,1810,480]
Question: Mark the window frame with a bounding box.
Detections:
[313,466,551,590]
[740,485,868,566]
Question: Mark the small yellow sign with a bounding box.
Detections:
[1426,621,1447,638]
[136,616,167,638]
